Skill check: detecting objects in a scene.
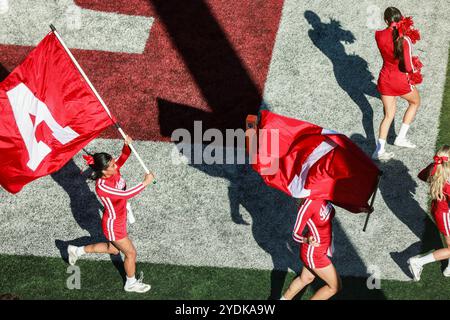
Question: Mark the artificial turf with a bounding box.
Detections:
[1,44,450,300]
[1,11,450,301]
[0,248,448,300]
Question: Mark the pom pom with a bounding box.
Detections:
[83,154,94,165]
[402,16,414,29]
[406,29,421,43]
[409,71,423,85]
[412,56,423,70]
[397,16,420,44]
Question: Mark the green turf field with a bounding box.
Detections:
[0,46,449,301]
[0,243,448,300]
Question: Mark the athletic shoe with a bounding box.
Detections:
[394,137,416,148]
[443,267,450,277]
[407,256,423,281]
[124,271,151,293]
[68,245,79,266]
[371,150,395,161]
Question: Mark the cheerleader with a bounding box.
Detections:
[408,145,450,281]
[372,7,423,161]
[280,199,341,300]
[67,136,155,293]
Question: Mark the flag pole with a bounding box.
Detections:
[49,24,154,179]
[362,171,382,232]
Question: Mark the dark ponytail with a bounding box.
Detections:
[384,7,406,72]
[86,152,113,180]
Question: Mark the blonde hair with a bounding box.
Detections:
[430,145,450,201]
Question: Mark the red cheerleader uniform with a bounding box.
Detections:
[96,144,146,241]
[293,198,335,269]
[418,164,450,237]
[375,27,417,96]
[432,183,450,237]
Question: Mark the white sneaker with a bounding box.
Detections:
[68,245,79,266]
[443,267,450,277]
[124,272,151,293]
[407,256,423,281]
[394,137,416,148]
[372,150,395,161]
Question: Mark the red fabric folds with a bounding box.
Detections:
[0,33,115,193]
[251,111,381,213]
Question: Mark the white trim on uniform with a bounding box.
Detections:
[106,198,117,241]
[293,199,312,236]
[99,180,144,197]
[293,233,304,243]
[100,195,117,241]
[327,232,334,257]
[307,220,321,244]
[99,196,109,240]
[404,36,415,73]
[444,210,450,236]
[100,196,112,240]
[307,243,315,269]
[306,220,321,269]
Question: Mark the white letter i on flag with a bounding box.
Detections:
[7,83,79,171]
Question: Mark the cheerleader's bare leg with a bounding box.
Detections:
[400,86,421,125]
[112,237,151,292]
[111,237,137,278]
[309,263,342,300]
[408,235,450,281]
[67,242,119,266]
[84,242,120,255]
[393,87,421,148]
[372,95,396,159]
[281,267,316,300]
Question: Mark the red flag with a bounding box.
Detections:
[252,110,381,213]
[0,32,115,194]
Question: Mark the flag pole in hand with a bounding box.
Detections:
[49,24,155,183]
[362,172,382,232]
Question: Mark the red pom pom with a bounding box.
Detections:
[402,16,414,29]
[83,154,94,165]
[398,16,420,44]
[409,71,423,85]
[412,56,423,70]
[406,29,421,44]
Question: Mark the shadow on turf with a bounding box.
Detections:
[152,0,262,138]
[378,158,444,276]
[0,63,9,82]
[176,143,384,299]
[351,133,445,279]
[304,11,398,152]
[150,0,381,299]
[52,160,126,284]
[293,276,386,300]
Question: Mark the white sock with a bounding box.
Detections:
[416,253,435,266]
[447,259,450,269]
[375,138,386,154]
[279,296,287,300]
[76,246,85,257]
[126,275,137,287]
[397,123,410,140]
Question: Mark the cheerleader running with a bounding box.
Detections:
[372,7,423,161]
[67,136,155,293]
[408,145,450,281]
[280,199,341,300]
